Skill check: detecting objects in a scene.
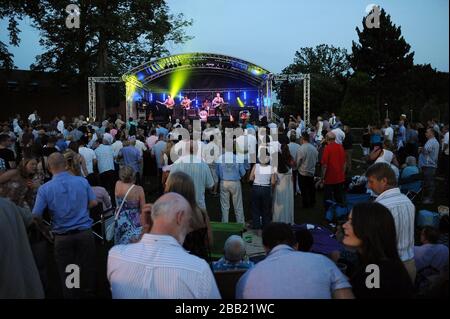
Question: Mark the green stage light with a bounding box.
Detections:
[169,69,190,97]
[237,97,245,108]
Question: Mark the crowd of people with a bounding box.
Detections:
[0,109,448,299]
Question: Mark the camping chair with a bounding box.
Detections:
[325,193,372,223]
[210,222,245,260]
[213,269,247,299]
[90,203,115,244]
[398,172,423,203]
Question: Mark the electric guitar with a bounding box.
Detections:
[181,99,198,110]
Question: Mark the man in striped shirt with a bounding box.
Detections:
[366,163,416,282]
[107,192,221,299]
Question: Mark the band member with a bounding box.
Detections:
[181,96,192,119]
[199,108,208,122]
[212,92,226,117]
[161,94,175,121]
[202,98,211,111]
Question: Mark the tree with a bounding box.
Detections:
[349,8,414,123]
[340,72,377,127]
[22,0,193,78]
[276,44,350,119]
[0,1,25,69]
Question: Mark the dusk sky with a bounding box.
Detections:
[1,0,448,73]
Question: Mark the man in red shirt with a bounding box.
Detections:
[321,132,346,205]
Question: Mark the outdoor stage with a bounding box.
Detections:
[122,53,272,122]
[88,53,311,125]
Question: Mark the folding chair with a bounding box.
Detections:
[210,222,245,260]
[90,204,115,244]
[398,172,423,203]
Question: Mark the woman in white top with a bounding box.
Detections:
[272,145,294,224]
[249,148,276,230]
[370,140,400,179]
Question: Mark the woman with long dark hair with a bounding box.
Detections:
[343,202,414,298]
[272,144,294,224]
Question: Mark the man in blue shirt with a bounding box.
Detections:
[419,127,440,204]
[156,124,169,138]
[118,138,143,184]
[216,148,246,224]
[236,223,354,299]
[32,152,97,298]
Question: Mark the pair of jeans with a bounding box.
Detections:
[324,183,345,206]
[299,174,315,208]
[251,185,272,229]
[422,166,436,200]
[54,229,96,299]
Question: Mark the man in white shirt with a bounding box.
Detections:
[329,113,337,128]
[384,119,394,142]
[57,116,65,134]
[28,110,38,125]
[107,192,221,299]
[78,137,97,176]
[366,162,416,282]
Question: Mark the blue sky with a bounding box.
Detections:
[1,0,448,73]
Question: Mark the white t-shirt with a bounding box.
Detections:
[57,120,65,133]
[28,113,36,123]
[384,127,394,142]
[331,128,346,145]
[443,132,449,156]
[79,146,97,175]
[134,140,148,156]
[375,149,394,164]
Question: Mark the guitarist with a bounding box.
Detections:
[157,94,175,121]
[212,92,225,117]
[180,95,192,119]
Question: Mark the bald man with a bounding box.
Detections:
[32,152,97,299]
[321,131,346,206]
[108,193,221,299]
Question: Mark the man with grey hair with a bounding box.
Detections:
[366,162,416,282]
[399,156,421,195]
[212,235,254,271]
[321,131,346,205]
[108,192,221,299]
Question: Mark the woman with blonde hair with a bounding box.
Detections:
[63,141,88,176]
[164,171,213,261]
[114,165,146,245]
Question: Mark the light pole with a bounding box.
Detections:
[385,103,389,119]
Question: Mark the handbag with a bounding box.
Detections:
[105,184,135,242]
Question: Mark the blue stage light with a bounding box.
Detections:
[227,92,231,100]
[163,93,166,100]
[150,93,153,101]
[244,91,247,100]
